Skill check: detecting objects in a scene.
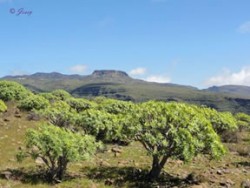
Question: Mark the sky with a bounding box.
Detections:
[0,0,250,88]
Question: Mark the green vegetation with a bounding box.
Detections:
[37,101,77,129]
[95,98,135,115]
[235,112,250,131]
[128,101,226,179]
[17,124,101,182]
[0,83,250,187]
[0,100,7,113]
[51,89,72,101]
[197,106,238,135]
[77,109,130,144]
[18,94,49,111]
[38,92,57,102]
[66,97,95,112]
[0,80,32,101]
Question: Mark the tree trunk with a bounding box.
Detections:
[149,165,162,180]
[47,168,57,183]
[56,156,68,181]
[148,155,168,180]
[148,155,162,180]
[46,157,68,183]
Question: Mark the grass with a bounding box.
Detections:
[1,103,250,187]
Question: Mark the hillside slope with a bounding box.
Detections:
[2,70,250,114]
[205,85,250,98]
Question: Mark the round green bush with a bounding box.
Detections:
[0,81,32,101]
[18,94,49,111]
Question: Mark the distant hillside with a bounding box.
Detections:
[205,85,250,98]
[2,70,250,114]
[2,72,87,92]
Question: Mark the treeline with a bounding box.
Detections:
[0,80,250,183]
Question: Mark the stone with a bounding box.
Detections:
[111,147,122,153]
[104,178,114,186]
[3,118,10,122]
[8,158,15,162]
[220,180,235,188]
[241,180,250,188]
[190,183,209,188]
[223,169,231,174]
[242,169,248,173]
[32,146,40,152]
[226,179,235,185]
[186,172,209,184]
[99,160,110,167]
[27,112,40,121]
[219,182,229,187]
[1,171,12,180]
[217,170,223,175]
[114,152,121,157]
[15,114,22,118]
[111,147,122,157]
[35,157,45,165]
[15,108,20,114]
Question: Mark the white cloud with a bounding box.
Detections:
[129,67,170,83]
[205,67,250,86]
[237,21,250,34]
[145,75,171,83]
[69,64,87,74]
[129,68,147,76]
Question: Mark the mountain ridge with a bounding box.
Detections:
[205,85,250,98]
[1,70,250,114]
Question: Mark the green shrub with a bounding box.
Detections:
[38,92,56,102]
[96,98,135,114]
[51,89,71,101]
[66,97,96,112]
[235,112,250,131]
[38,101,77,128]
[0,80,32,101]
[18,94,49,111]
[17,124,102,182]
[0,99,7,112]
[77,109,130,143]
[126,101,226,179]
[77,98,135,144]
[196,106,238,135]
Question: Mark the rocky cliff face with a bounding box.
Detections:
[92,70,129,78]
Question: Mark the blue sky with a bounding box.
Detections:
[0,0,250,88]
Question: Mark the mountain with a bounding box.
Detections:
[205,85,250,98]
[2,72,87,92]
[2,70,250,114]
[3,72,85,80]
